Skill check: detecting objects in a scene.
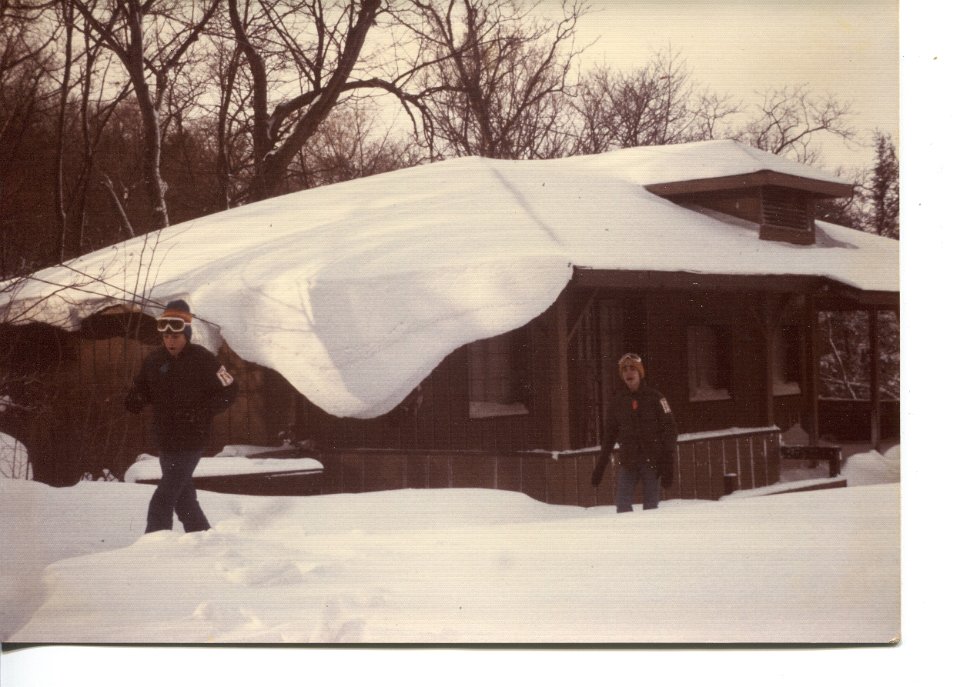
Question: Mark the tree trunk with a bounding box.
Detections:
[247,0,382,201]
[125,2,170,230]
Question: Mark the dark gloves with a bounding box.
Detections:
[125,388,147,414]
[659,457,674,489]
[183,406,212,428]
[591,460,607,487]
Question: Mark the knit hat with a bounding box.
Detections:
[160,299,193,341]
[618,352,645,379]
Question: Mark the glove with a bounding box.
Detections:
[180,407,212,430]
[125,389,147,414]
[591,461,607,487]
[659,458,674,489]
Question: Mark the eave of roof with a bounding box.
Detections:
[644,170,854,199]
[572,267,899,308]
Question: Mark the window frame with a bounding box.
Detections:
[686,323,732,402]
[773,323,802,396]
[467,328,531,420]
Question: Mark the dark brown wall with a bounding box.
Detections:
[2,323,84,485]
[2,318,264,484]
[680,189,763,225]
[641,291,774,435]
[819,399,900,441]
[286,286,792,456]
[284,308,558,454]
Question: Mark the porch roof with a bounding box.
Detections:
[572,267,900,309]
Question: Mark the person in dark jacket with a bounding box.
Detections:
[591,353,677,513]
[125,299,238,533]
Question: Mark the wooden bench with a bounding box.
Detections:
[780,445,843,478]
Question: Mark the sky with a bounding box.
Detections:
[566,0,900,170]
[1,437,903,679]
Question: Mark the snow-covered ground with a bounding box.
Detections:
[1,439,899,645]
[0,435,948,686]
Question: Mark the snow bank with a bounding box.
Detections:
[845,444,900,486]
[123,454,324,483]
[0,476,899,644]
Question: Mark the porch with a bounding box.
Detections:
[288,426,782,507]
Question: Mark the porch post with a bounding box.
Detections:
[550,290,572,450]
[803,295,821,446]
[869,306,881,448]
[761,293,777,427]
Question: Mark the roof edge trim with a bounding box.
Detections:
[644,170,853,199]
[571,268,899,305]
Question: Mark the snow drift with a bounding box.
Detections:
[0,468,899,644]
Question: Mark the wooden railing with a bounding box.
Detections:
[310,426,783,507]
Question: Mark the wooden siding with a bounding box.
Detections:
[289,345,552,454]
[1,325,265,484]
[640,291,774,435]
[267,288,817,455]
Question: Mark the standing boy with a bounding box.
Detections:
[126,299,237,533]
[591,353,677,512]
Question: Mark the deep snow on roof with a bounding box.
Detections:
[0,141,899,418]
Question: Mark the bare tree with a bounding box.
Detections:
[208,36,244,209]
[0,1,61,276]
[53,0,77,256]
[818,310,899,402]
[407,0,587,160]
[70,0,222,230]
[295,99,423,186]
[572,51,737,154]
[734,84,856,165]
[817,165,867,229]
[226,0,420,201]
[867,131,898,239]
[51,0,142,260]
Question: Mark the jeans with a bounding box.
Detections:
[145,450,210,533]
[615,462,660,513]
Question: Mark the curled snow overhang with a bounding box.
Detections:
[0,142,898,419]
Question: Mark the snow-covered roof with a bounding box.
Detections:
[123,451,323,483]
[0,140,899,419]
[595,138,851,188]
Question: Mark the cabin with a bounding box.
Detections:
[0,141,899,504]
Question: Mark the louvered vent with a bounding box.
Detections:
[760,186,814,245]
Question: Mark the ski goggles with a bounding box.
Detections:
[618,353,643,368]
[157,317,189,333]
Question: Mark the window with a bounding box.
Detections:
[468,329,530,419]
[774,324,801,395]
[687,325,731,401]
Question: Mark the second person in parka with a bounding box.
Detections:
[591,353,678,512]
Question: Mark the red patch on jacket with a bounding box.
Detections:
[631,399,638,411]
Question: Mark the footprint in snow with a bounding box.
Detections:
[192,602,264,639]
[215,559,308,587]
